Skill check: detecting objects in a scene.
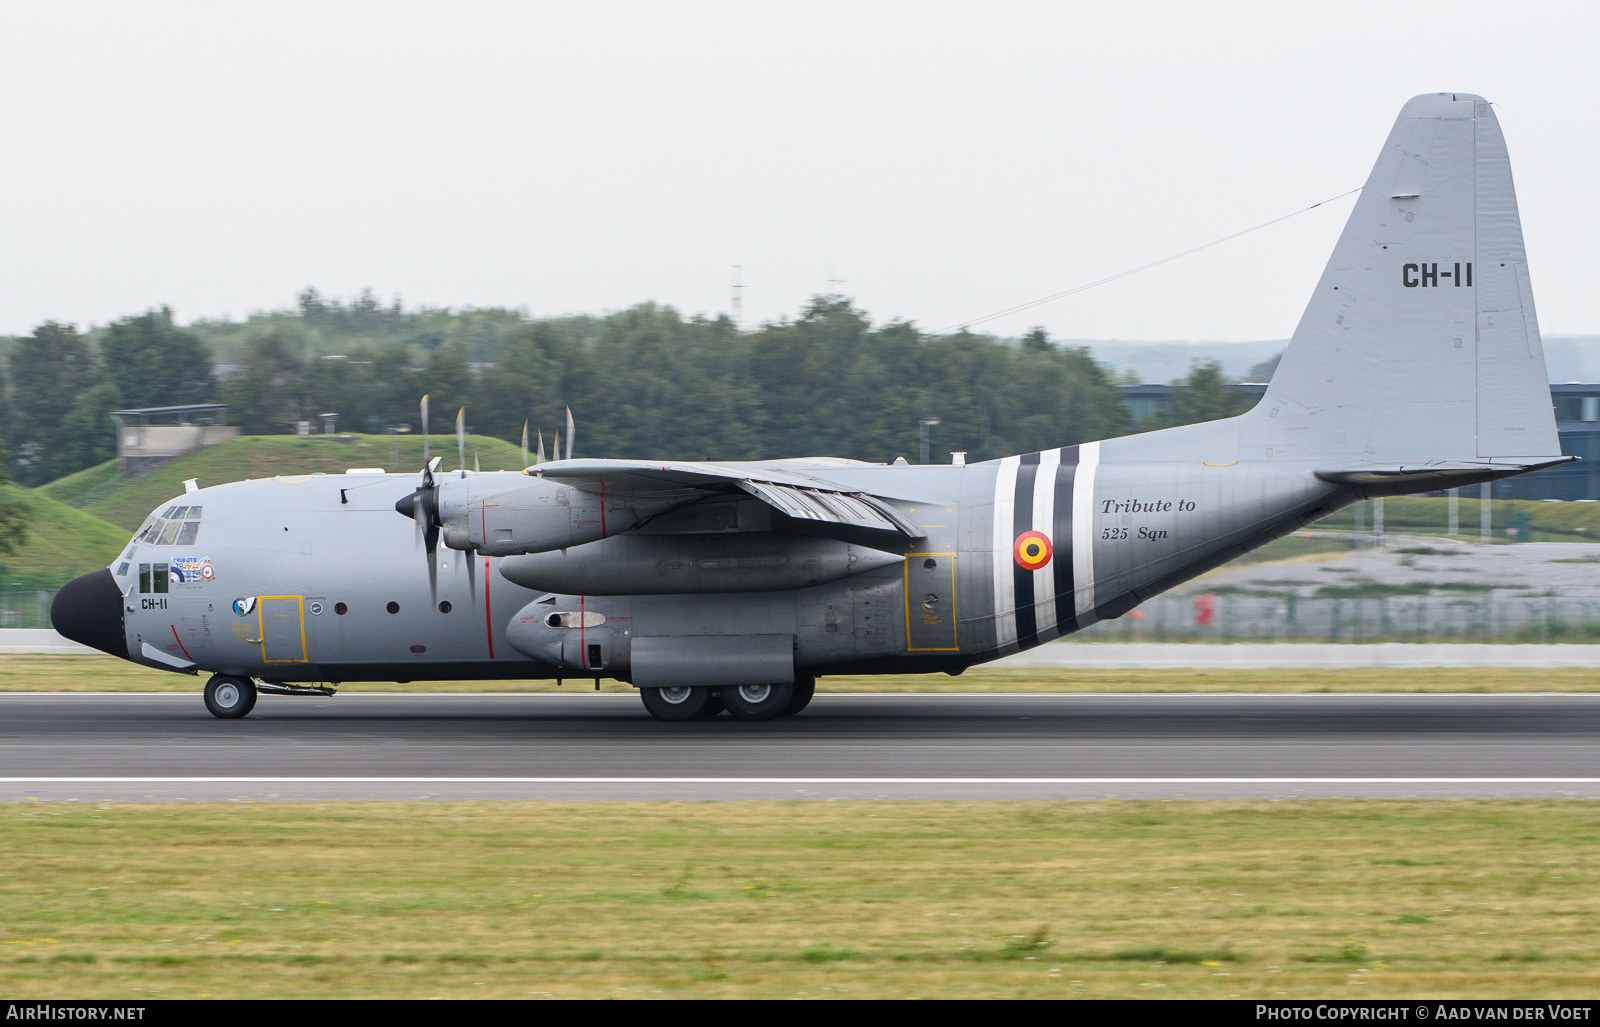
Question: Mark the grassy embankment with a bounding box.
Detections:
[0,486,130,590]
[4,655,1597,693]
[1,800,1596,999]
[41,433,531,531]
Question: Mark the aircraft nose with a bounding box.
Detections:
[51,569,129,660]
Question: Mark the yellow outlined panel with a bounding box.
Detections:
[903,553,959,652]
[257,595,308,663]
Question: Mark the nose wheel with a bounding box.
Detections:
[204,675,258,719]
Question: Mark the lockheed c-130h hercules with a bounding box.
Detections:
[51,93,1569,721]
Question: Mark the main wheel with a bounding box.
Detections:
[204,675,257,719]
[722,682,794,722]
[781,675,815,717]
[639,685,717,721]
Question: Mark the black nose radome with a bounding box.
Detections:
[51,569,129,660]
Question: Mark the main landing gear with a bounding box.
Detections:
[638,675,816,723]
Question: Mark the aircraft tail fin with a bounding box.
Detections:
[1247,93,1560,467]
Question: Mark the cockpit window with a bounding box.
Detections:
[162,506,178,518]
[175,522,200,545]
[156,521,181,546]
[171,506,189,520]
[185,506,202,519]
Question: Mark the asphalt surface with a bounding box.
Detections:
[2,692,1598,800]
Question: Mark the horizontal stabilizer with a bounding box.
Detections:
[1314,456,1574,492]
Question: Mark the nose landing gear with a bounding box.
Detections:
[203,675,257,719]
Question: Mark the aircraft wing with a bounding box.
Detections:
[533,458,924,544]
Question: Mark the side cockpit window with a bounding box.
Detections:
[156,521,181,546]
[137,564,169,594]
[176,521,200,545]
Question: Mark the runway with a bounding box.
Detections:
[2,691,1598,801]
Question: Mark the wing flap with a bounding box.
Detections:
[735,480,922,537]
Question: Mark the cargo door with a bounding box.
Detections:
[905,552,958,651]
[258,596,307,663]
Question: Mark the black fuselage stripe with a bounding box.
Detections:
[1054,445,1079,633]
[1012,453,1040,647]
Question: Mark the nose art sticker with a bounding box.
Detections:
[1013,530,1053,570]
[232,597,257,616]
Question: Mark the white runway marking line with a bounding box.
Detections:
[4,777,1600,785]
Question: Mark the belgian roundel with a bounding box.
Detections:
[1013,530,1053,570]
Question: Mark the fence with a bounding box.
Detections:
[1074,591,1600,643]
[0,589,58,630]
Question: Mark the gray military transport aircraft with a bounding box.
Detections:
[51,92,1568,721]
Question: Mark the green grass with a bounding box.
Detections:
[0,487,130,590]
[6,655,1600,693]
[80,434,531,530]
[1,800,1597,998]
[34,460,125,509]
[1318,496,1600,543]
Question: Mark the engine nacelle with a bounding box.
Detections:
[431,471,683,556]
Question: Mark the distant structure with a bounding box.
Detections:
[112,404,238,477]
[1119,383,1600,501]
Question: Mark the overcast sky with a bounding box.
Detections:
[1,1,1595,342]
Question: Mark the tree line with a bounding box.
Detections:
[2,292,1261,488]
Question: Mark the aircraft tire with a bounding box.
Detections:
[640,685,716,721]
[204,675,257,719]
[722,682,794,722]
[780,676,815,717]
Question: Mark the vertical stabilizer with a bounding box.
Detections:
[1246,93,1559,465]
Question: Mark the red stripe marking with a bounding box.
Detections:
[170,625,192,662]
[483,557,494,659]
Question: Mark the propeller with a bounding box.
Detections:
[521,421,529,469]
[395,395,443,605]
[536,428,546,465]
[565,406,575,460]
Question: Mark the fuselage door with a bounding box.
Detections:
[258,596,308,663]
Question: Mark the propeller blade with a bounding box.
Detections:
[421,395,430,473]
[536,429,546,465]
[552,429,561,463]
[565,406,575,461]
[426,529,438,606]
[521,421,529,469]
[474,450,480,473]
[456,408,466,474]
[466,547,477,605]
